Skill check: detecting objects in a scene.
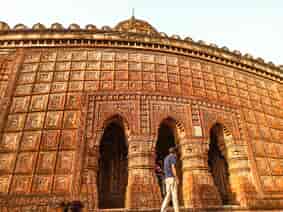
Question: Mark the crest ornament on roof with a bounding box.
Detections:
[114,16,159,36]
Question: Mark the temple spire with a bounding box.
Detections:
[132,8,135,19]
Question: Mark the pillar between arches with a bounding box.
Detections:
[224,139,259,208]
[179,137,222,208]
[180,136,259,208]
[125,135,162,209]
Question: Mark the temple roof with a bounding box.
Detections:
[114,16,159,35]
[0,18,282,76]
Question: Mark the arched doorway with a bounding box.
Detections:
[98,118,128,208]
[208,123,232,205]
[155,118,183,205]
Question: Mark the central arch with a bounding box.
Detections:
[97,116,128,208]
[155,117,184,205]
[208,123,233,205]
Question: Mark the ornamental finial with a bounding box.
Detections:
[132,8,135,19]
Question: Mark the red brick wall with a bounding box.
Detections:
[0,47,282,209]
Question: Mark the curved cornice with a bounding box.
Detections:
[0,19,282,82]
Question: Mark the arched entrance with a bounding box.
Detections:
[155,118,183,205]
[98,117,128,208]
[208,123,232,205]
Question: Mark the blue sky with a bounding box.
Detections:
[2,0,283,65]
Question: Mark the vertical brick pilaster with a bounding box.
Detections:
[226,138,259,208]
[180,137,222,208]
[126,135,162,208]
[83,145,99,210]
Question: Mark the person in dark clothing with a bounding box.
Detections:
[155,159,165,197]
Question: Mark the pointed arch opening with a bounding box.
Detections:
[155,117,184,205]
[208,123,233,205]
[98,115,128,208]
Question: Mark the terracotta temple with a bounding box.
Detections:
[0,17,282,211]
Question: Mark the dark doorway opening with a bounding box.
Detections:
[98,121,128,208]
[208,123,232,205]
[155,119,183,205]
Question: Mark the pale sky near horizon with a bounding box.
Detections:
[1,0,283,65]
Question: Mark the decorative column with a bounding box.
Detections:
[180,137,222,208]
[225,138,258,208]
[126,135,161,208]
[47,199,63,212]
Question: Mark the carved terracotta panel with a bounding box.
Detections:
[256,158,270,175]
[69,81,84,91]
[15,152,36,173]
[85,70,100,81]
[87,51,101,61]
[65,93,81,109]
[0,153,15,173]
[115,81,129,91]
[21,131,41,151]
[39,62,55,72]
[71,61,86,70]
[274,176,283,191]
[45,111,63,129]
[14,84,33,96]
[63,111,80,128]
[33,83,51,94]
[23,52,41,63]
[86,61,100,70]
[116,52,128,61]
[41,130,60,150]
[84,81,99,91]
[30,95,48,111]
[0,175,11,193]
[21,63,39,72]
[129,52,141,62]
[5,114,26,131]
[56,62,71,71]
[60,130,77,149]
[100,81,114,90]
[37,71,53,82]
[53,175,71,193]
[25,112,45,129]
[54,71,69,81]
[36,152,56,173]
[1,132,21,151]
[57,51,72,61]
[56,151,75,174]
[32,175,52,193]
[18,72,36,84]
[269,159,283,175]
[51,82,67,92]
[261,176,275,192]
[41,51,57,61]
[11,175,32,194]
[48,93,65,110]
[73,51,87,61]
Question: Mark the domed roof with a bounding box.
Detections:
[0,22,10,31]
[13,24,28,30]
[32,23,46,30]
[114,16,159,36]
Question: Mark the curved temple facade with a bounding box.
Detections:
[0,17,283,211]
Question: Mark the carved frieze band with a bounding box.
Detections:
[85,93,239,140]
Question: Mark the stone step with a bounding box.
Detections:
[87,206,280,212]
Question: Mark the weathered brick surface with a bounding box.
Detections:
[0,18,282,211]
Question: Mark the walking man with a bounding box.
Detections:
[160,147,179,212]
